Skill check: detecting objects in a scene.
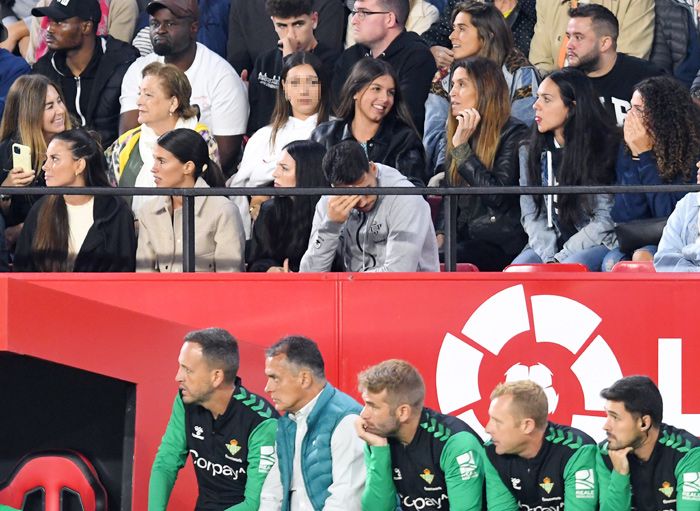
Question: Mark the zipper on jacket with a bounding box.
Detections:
[75,76,86,126]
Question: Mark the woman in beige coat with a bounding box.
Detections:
[136,128,245,272]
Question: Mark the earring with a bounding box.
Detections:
[169,110,173,117]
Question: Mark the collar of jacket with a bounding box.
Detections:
[153,177,210,217]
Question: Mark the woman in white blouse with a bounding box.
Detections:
[229,51,330,237]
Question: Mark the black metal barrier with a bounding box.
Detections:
[3,184,700,272]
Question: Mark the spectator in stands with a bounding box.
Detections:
[227,0,345,77]
[231,51,329,237]
[14,128,136,272]
[654,170,700,272]
[150,328,278,510]
[247,0,338,136]
[31,0,139,148]
[651,0,700,89]
[515,68,619,271]
[529,0,654,75]
[435,57,528,271]
[107,62,219,214]
[565,4,663,126]
[484,380,598,509]
[424,0,538,174]
[597,376,700,510]
[345,0,439,47]
[0,75,71,251]
[312,58,427,185]
[0,19,29,118]
[260,335,364,510]
[423,0,536,65]
[603,76,700,271]
[119,0,248,176]
[247,140,327,273]
[333,0,436,134]
[34,0,137,61]
[3,0,138,64]
[136,128,244,273]
[300,140,439,272]
[356,359,485,509]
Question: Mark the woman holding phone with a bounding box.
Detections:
[0,74,71,250]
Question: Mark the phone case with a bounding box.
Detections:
[12,143,32,172]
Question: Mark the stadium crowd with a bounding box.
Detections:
[1,0,700,272]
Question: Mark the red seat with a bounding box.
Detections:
[503,263,589,272]
[0,450,107,511]
[610,261,656,273]
[440,263,479,272]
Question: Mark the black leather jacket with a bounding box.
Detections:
[438,117,528,256]
[310,117,428,185]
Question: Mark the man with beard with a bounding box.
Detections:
[355,359,485,510]
[31,0,138,146]
[119,0,248,174]
[149,328,278,510]
[565,4,662,126]
[597,376,700,511]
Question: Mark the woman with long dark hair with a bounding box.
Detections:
[436,57,528,270]
[230,51,330,237]
[311,58,427,185]
[514,67,620,270]
[247,140,327,272]
[14,128,136,272]
[136,128,244,272]
[603,76,700,270]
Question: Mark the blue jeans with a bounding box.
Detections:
[511,245,610,272]
[601,245,658,272]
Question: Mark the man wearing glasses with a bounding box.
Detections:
[332,0,435,134]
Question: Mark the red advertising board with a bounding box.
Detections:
[0,273,698,510]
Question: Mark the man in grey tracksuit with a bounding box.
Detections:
[300,140,439,273]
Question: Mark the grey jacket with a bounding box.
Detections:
[300,163,439,272]
[518,146,616,262]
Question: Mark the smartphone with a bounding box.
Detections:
[12,143,32,172]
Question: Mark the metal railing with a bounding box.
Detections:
[4,183,700,272]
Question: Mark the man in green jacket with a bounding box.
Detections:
[483,380,598,511]
[356,359,485,511]
[148,327,278,511]
[597,375,700,511]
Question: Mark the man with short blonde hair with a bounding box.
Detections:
[484,380,598,510]
[356,359,485,510]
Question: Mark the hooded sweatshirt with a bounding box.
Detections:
[299,163,439,272]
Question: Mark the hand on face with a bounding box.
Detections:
[327,195,361,223]
[355,416,388,446]
[623,109,653,156]
[608,446,632,475]
[452,108,481,148]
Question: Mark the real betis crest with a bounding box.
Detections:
[419,469,434,484]
[226,439,242,456]
[540,477,554,494]
[659,481,674,498]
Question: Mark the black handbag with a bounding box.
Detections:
[614,216,668,254]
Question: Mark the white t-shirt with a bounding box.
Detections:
[119,42,249,136]
[66,197,95,267]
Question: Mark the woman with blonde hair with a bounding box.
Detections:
[0,74,72,251]
[436,56,528,270]
[107,61,220,213]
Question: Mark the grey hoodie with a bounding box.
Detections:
[300,163,439,272]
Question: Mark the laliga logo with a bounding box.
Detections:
[436,284,620,440]
[435,284,700,441]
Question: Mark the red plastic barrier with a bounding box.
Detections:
[1,273,699,510]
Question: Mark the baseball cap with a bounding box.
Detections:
[0,21,7,43]
[146,0,199,19]
[31,0,101,24]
